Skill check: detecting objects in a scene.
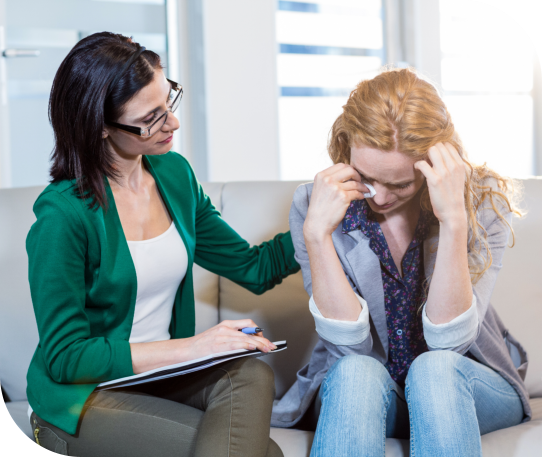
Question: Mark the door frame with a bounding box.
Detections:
[0,0,12,188]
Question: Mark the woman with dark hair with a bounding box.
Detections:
[26,32,298,457]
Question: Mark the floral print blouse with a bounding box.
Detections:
[342,199,436,385]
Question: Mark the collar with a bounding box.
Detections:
[342,199,435,246]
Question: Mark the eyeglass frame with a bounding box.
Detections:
[105,78,183,138]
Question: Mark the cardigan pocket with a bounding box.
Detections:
[503,330,529,381]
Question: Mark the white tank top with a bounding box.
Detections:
[127,221,188,343]
[28,222,188,419]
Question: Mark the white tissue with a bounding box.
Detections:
[363,183,377,198]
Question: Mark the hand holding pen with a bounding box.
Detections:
[187,319,276,361]
[238,327,264,335]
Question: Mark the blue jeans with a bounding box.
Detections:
[310,352,524,457]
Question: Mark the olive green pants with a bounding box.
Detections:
[30,357,283,457]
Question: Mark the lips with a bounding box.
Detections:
[372,201,396,209]
[158,134,173,144]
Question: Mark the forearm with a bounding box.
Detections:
[425,218,473,324]
[130,338,193,374]
[305,233,361,321]
[130,319,276,374]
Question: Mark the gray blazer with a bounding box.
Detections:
[271,182,530,428]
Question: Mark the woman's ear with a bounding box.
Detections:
[102,129,109,139]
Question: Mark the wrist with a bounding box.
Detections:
[439,214,468,235]
[303,224,332,246]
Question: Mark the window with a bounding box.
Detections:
[1,0,168,187]
[276,0,385,180]
[439,0,536,177]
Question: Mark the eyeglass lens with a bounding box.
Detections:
[147,88,182,137]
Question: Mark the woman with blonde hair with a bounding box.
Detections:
[271,68,530,456]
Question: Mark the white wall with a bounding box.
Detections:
[175,0,280,182]
[203,0,280,182]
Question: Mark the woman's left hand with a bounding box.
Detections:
[414,142,467,226]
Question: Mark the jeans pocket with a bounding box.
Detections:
[32,416,69,456]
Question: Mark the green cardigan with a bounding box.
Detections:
[26,152,300,435]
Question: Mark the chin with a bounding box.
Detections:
[148,143,174,156]
[367,199,406,214]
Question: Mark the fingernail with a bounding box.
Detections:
[249,345,256,350]
[272,345,277,350]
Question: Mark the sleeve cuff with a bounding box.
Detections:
[309,294,371,346]
[422,294,479,349]
[280,231,301,273]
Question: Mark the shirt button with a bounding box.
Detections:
[396,329,403,336]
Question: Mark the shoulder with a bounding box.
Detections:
[475,176,514,228]
[27,181,87,249]
[33,180,80,215]
[291,182,314,219]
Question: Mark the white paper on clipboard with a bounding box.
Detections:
[96,341,287,391]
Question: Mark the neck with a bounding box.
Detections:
[376,190,422,226]
[107,142,147,192]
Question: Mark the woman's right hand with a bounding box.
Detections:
[185,319,276,360]
[304,163,368,243]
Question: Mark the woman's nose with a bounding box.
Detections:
[164,112,180,132]
[371,184,392,205]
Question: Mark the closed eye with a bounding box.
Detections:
[143,111,158,125]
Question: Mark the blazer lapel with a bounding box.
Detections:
[343,230,389,356]
[143,155,194,265]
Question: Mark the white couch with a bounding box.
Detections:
[1,179,541,456]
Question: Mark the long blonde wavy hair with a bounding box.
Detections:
[328,67,522,284]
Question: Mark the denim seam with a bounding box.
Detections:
[404,384,416,457]
[467,375,520,399]
[381,384,393,456]
[313,374,331,453]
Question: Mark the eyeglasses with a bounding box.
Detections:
[105,79,183,138]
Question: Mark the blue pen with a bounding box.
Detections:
[238,327,263,335]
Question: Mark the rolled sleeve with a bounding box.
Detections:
[422,294,479,349]
[309,294,371,346]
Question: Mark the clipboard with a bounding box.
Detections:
[96,340,287,391]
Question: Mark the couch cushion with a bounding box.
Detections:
[480,397,542,456]
[193,182,223,333]
[0,186,44,401]
[5,400,33,439]
[218,181,319,398]
[491,178,542,397]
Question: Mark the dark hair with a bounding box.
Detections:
[49,32,162,209]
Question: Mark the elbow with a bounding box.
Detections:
[44,347,81,384]
[46,358,71,384]
[245,277,284,295]
[246,284,270,295]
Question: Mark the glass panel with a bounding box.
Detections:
[440,0,533,92]
[444,95,534,177]
[4,0,167,187]
[279,97,345,181]
[276,11,382,49]
[277,1,385,180]
[277,54,380,88]
[279,0,382,14]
